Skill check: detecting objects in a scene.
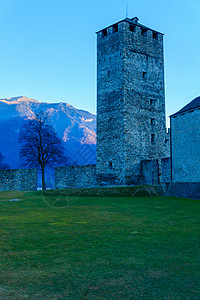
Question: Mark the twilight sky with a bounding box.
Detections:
[0,0,199,125]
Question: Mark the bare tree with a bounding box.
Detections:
[0,153,9,169]
[19,113,67,190]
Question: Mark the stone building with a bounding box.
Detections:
[96,17,169,185]
[170,96,200,182]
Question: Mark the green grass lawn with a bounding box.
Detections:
[0,190,200,299]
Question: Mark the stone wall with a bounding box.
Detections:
[160,157,171,183]
[55,164,97,189]
[0,168,37,191]
[141,157,171,185]
[141,160,159,185]
[96,22,126,185]
[171,108,200,182]
[166,182,200,200]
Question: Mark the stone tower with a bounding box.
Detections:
[96,17,169,185]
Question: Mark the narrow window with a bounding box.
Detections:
[141,28,147,36]
[151,134,155,143]
[129,25,136,32]
[113,24,118,33]
[102,29,107,37]
[151,118,155,125]
[108,70,110,77]
[153,32,158,40]
[108,161,113,168]
[143,72,147,79]
[150,99,156,107]
[109,116,113,123]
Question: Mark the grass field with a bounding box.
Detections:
[0,189,200,299]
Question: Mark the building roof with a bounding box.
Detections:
[96,17,163,35]
[170,96,200,117]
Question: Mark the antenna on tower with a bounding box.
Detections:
[126,2,128,18]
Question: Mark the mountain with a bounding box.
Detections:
[0,96,96,169]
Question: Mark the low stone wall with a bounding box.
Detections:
[166,182,200,200]
[55,164,97,189]
[0,168,37,191]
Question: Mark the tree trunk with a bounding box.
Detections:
[42,167,46,190]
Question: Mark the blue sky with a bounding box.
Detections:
[0,0,199,125]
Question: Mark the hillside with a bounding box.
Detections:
[0,96,96,169]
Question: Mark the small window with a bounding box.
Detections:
[141,28,147,36]
[151,118,155,125]
[108,70,110,77]
[143,72,147,79]
[109,116,113,124]
[153,32,158,40]
[130,25,136,32]
[150,99,156,107]
[102,29,107,37]
[108,161,113,169]
[113,24,118,33]
[151,134,155,143]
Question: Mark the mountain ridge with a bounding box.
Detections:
[0,96,96,169]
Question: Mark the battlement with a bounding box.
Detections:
[96,17,163,41]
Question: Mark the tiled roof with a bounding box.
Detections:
[170,96,200,117]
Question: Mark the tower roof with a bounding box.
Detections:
[170,96,200,117]
[96,17,163,35]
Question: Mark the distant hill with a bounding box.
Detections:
[0,96,96,169]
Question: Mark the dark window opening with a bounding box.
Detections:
[108,161,113,168]
[113,24,118,33]
[102,29,107,37]
[129,25,136,32]
[153,32,158,40]
[141,28,147,36]
[151,118,155,125]
[109,116,113,123]
[143,72,147,79]
[151,134,155,143]
[108,70,110,77]
[150,99,156,106]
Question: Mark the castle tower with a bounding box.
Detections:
[96,17,168,185]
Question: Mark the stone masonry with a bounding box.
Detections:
[141,157,171,185]
[96,17,169,186]
[170,102,200,182]
[0,168,37,191]
[55,165,97,189]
